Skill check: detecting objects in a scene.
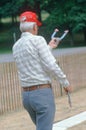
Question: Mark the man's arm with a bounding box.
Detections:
[36,36,72,93]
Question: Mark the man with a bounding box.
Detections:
[12,11,71,130]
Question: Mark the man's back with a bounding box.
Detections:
[13,32,51,87]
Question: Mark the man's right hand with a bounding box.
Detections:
[63,86,72,94]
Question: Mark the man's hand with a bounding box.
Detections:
[49,38,60,49]
[64,86,72,107]
[63,86,72,94]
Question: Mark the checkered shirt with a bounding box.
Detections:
[12,32,70,87]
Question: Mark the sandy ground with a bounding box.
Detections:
[0,87,86,130]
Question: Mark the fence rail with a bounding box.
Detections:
[0,49,86,114]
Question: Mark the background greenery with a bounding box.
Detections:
[0,0,86,53]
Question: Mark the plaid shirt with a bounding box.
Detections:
[12,32,70,87]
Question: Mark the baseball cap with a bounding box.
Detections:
[20,11,42,26]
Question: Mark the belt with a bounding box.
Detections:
[22,84,51,91]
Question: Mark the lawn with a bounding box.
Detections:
[0,15,86,53]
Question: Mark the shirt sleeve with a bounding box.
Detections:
[48,45,53,51]
[36,36,70,87]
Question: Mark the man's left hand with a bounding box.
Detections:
[49,38,60,49]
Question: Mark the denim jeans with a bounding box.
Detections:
[22,87,55,130]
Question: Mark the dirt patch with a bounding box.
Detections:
[0,87,86,130]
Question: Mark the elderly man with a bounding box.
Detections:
[12,11,71,130]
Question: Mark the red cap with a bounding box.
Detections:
[20,11,42,26]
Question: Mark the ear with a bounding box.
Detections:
[33,24,37,31]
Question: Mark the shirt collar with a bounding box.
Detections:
[21,32,33,37]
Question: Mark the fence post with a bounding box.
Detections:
[13,32,16,43]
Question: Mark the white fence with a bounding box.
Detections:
[0,47,86,114]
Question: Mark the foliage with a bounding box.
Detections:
[0,0,86,33]
[69,1,86,32]
[0,0,86,50]
[44,0,86,44]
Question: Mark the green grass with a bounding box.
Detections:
[0,19,86,54]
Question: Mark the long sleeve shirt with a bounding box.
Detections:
[12,32,70,87]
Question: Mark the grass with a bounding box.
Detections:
[0,15,86,53]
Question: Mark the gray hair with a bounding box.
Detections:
[19,22,36,32]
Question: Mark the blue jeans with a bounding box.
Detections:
[22,87,55,130]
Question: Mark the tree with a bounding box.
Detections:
[0,0,43,24]
[43,0,76,45]
[69,0,86,42]
[0,0,22,24]
[0,0,11,23]
[44,0,86,45]
[0,0,86,44]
